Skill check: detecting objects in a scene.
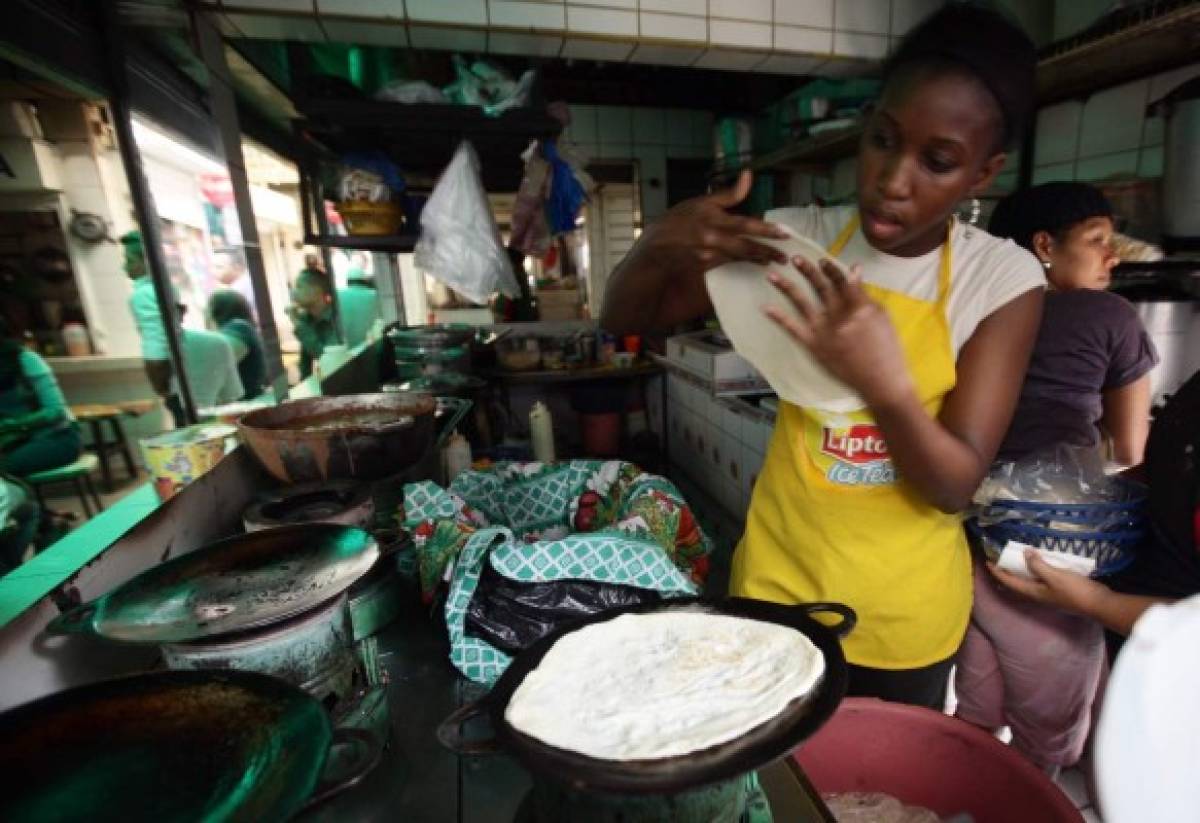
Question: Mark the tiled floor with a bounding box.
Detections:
[32,470,148,545]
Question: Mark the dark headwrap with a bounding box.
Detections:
[988,182,1114,252]
[884,2,1037,149]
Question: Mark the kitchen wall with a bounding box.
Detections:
[1032,63,1200,187]
[568,105,714,220]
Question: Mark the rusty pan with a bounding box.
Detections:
[236,392,468,484]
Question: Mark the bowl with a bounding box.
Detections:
[237,393,438,484]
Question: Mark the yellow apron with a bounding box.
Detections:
[730,215,969,669]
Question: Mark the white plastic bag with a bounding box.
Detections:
[414,141,519,304]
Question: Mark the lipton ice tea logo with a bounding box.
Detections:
[820,424,896,485]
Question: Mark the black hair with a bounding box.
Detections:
[297,267,332,295]
[882,2,1037,151]
[988,182,1114,252]
[209,289,255,326]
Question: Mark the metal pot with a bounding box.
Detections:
[0,670,380,821]
[162,593,357,702]
[47,524,379,644]
[438,598,855,796]
[242,481,374,532]
[237,392,470,484]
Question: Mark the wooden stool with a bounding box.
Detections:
[25,453,104,518]
[70,403,140,492]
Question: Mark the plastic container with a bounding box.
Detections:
[62,323,90,356]
[335,201,403,236]
[443,431,472,483]
[530,401,555,464]
[581,412,621,458]
[793,698,1081,823]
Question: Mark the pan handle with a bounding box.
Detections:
[436,699,502,756]
[433,396,472,448]
[799,602,857,638]
[45,602,99,636]
[302,727,383,810]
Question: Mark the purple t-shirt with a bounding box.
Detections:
[998,289,1159,461]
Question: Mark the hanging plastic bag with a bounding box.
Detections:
[509,140,552,256]
[543,139,588,235]
[414,141,519,304]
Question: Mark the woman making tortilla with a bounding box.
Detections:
[602,5,1045,708]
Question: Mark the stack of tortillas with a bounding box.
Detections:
[705,226,863,412]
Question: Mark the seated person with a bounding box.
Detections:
[0,472,39,573]
[208,289,266,400]
[178,304,244,410]
[0,317,82,477]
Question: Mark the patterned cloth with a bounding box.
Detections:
[403,460,712,684]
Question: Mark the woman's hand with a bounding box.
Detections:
[764,258,914,407]
[637,171,790,276]
[600,170,788,333]
[988,550,1107,616]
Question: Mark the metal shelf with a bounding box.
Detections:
[302,233,418,253]
[713,122,863,182]
[1037,0,1200,104]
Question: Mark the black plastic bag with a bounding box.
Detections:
[465,563,662,654]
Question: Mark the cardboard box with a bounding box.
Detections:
[665,329,770,396]
[536,288,580,321]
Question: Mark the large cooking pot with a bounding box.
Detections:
[237,392,470,484]
[46,523,379,644]
[793,698,1081,823]
[438,597,854,795]
[386,323,506,379]
[0,670,379,821]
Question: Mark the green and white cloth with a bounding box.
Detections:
[404,460,712,684]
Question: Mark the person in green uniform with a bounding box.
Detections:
[288,267,339,379]
[208,289,266,399]
[0,316,82,477]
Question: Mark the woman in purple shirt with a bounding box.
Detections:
[955,182,1158,776]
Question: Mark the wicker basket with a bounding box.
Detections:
[335,201,403,236]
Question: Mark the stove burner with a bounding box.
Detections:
[243,481,374,532]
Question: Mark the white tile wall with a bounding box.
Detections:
[1138,144,1164,178]
[560,37,635,60]
[1077,79,1150,158]
[224,0,312,10]
[316,0,405,19]
[566,5,637,36]
[597,105,633,144]
[487,31,563,55]
[320,18,408,45]
[708,19,772,49]
[569,0,637,8]
[695,49,769,71]
[775,0,833,29]
[774,24,834,54]
[408,24,487,50]
[710,0,771,21]
[890,0,939,35]
[1031,161,1075,186]
[833,30,888,59]
[632,107,667,145]
[639,11,707,43]
[643,0,706,13]
[489,1,565,30]
[758,53,828,74]
[222,12,326,39]
[632,43,704,66]
[1074,150,1140,182]
[835,0,890,34]
[407,0,486,24]
[1033,102,1083,167]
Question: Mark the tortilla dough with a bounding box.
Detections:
[705,227,864,412]
[504,609,825,761]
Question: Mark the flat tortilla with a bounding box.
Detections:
[705,227,863,412]
[504,609,825,761]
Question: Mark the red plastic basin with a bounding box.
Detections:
[792,698,1082,823]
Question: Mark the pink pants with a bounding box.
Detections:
[954,560,1107,769]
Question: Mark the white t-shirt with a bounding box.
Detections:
[765,204,1046,354]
